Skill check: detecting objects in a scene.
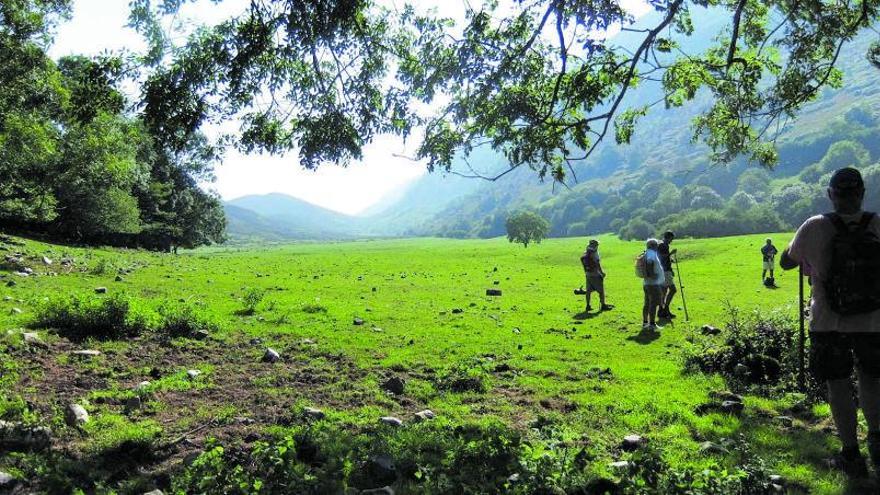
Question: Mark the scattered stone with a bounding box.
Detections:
[65,404,89,427]
[379,416,403,427]
[709,391,743,403]
[115,275,124,282]
[136,381,151,391]
[95,287,107,294]
[776,416,794,428]
[486,289,502,296]
[262,348,281,363]
[249,337,263,345]
[720,400,744,415]
[71,350,101,359]
[367,454,397,484]
[304,407,326,420]
[451,308,464,314]
[149,367,162,379]
[298,338,316,345]
[494,363,512,373]
[234,416,255,425]
[507,473,520,483]
[13,271,29,277]
[381,376,405,395]
[6,280,16,287]
[621,434,646,451]
[769,474,784,484]
[699,441,729,455]
[42,256,52,265]
[361,486,394,495]
[733,363,749,377]
[609,460,630,470]
[125,396,142,412]
[192,329,211,340]
[414,410,436,422]
[22,332,47,349]
[143,489,165,495]
[0,420,52,451]
[244,432,262,443]
[21,267,32,275]
[3,296,10,301]
[0,470,15,489]
[186,369,202,379]
[701,324,721,336]
[10,307,21,315]
[353,317,365,326]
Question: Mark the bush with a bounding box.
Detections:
[237,288,265,315]
[33,294,154,341]
[684,306,821,398]
[158,302,219,338]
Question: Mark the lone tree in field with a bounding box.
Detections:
[506,212,550,248]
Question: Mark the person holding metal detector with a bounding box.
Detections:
[781,168,880,477]
[580,239,612,312]
[657,231,678,319]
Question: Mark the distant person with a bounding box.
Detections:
[657,231,677,318]
[761,238,778,286]
[637,238,665,331]
[781,167,880,477]
[580,239,611,312]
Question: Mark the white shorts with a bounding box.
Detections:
[763,260,774,271]
[664,271,675,287]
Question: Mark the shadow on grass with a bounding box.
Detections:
[626,327,661,345]
[572,311,600,321]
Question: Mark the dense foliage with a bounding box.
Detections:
[0,0,225,250]
[132,0,880,184]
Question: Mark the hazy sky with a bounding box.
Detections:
[52,0,648,215]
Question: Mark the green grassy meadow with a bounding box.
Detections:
[0,233,867,493]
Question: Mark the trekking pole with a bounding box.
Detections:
[798,265,806,391]
[673,254,690,321]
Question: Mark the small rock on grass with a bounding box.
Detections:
[65,404,89,427]
[115,275,124,282]
[720,400,744,415]
[262,348,281,363]
[379,416,403,427]
[10,307,21,315]
[186,369,202,379]
[125,396,142,412]
[353,317,365,326]
[304,407,326,420]
[361,487,394,495]
[486,289,502,296]
[95,287,107,294]
[71,350,101,358]
[609,460,630,470]
[23,332,47,349]
[143,490,165,495]
[414,410,435,422]
[136,381,151,391]
[0,470,16,489]
[699,441,729,455]
[621,434,646,451]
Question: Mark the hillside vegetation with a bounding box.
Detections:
[0,233,871,493]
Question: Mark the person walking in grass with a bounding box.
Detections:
[581,239,612,312]
[761,238,778,285]
[781,168,880,477]
[640,238,665,331]
[657,231,678,319]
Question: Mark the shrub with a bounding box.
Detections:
[33,294,154,341]
[237,288,265,315]
[684,305,821,398]
[436,359,490,393]
[301,303,328,314]
[158,302,219,338]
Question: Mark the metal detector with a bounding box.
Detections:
[673,254,690,321]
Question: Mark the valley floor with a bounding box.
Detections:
[0,234,870,493]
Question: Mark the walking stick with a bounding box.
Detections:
[798,265,806,391]
[673,254,690,321]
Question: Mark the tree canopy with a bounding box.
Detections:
[506,211,550,247]
[131,0,880,183]
[0,0,225,251]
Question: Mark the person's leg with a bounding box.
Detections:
[858,371,880,433]
[828,378,859,451]
[762,268,767,280]
[585,288,593,310]
[598,287,606,307]
[648,286,660,326]
[642,287,649,326]
[664,282,677,310]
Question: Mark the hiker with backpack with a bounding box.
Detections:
[657,231,678,319]
[780,167,880,477]
[581,239,612,312]
[637,238,665,331]
[761,238,778,286]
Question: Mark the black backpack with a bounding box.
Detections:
[824,212,880,315]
